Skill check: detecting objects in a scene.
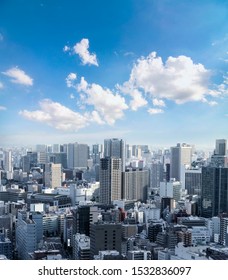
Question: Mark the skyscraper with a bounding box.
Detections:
[215,139,227,156]
[122,167,150,202]
[104,138,125,171]
[44,163,62,188]
[170,143,192,181]
[67,143,89,169]
[210,139,228,168]
[201,167,228,218]
[99,157,122,204]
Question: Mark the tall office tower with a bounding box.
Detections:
[0,150,4,169]
[67,143,89,169]
[122,168,150,202]
[132,145,137,157]
[125,144,132,160]
[48,152,67,169]
[215,139,227,155]
[150,162,164,188]
[170,143,192,181]
[165,163,171,182]
[44,163,62,188]
[72,205,99,237]
[210,139,228,167]
[67,143,74,169]
[159,180,182,203]
[99,157,122,204]
[30,212,43,245]
[36,144,47,153]
[21,152,38,172]
[3,150,13,172]
[184,168,201,195]
[104,138,125,171]
[52,144,60,153]
[92,144,103,164]
[201,167,228,218]
[16,211,37,260]
[90,222,122,259]
[37,151,47,165]
[74,143,89,169]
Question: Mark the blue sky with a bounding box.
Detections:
[0,0,227,149]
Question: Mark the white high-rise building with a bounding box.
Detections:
[159,180,182,203]
[170,143,192,182]
[4,150,13,172]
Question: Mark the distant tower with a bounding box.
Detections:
[170,143,192,181]
[215,139,227,155]
[104,138,125,171]
[211,139,228,167]
[4,150,13,172]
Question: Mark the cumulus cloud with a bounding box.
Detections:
[122,52,211,105]
[77,77,128,124]
[19,99,90,131]
[66,72,77,88]
[73,38,98,66]
[148,108,164,115]
[2,67,33,86]
[117,84,147,111]
[152,98,166,107]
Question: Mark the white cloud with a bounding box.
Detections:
[0,82,3,89]
[125,52,211,104]
[69,93,75,99]
[117,84,147,111]
[77,77,128,124]
[0,106,6,111]
[148,108,164,115]
[152,98,166,107]
[87,110,105,125]
[2,67,33,86]
[19,99,90,131]
[63,45,70,52]
[66,72,77,88]
[73,38,98,66]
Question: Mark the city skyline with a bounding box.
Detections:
[0,1,227,149]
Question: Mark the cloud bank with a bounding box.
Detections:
[20,51,227,132]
